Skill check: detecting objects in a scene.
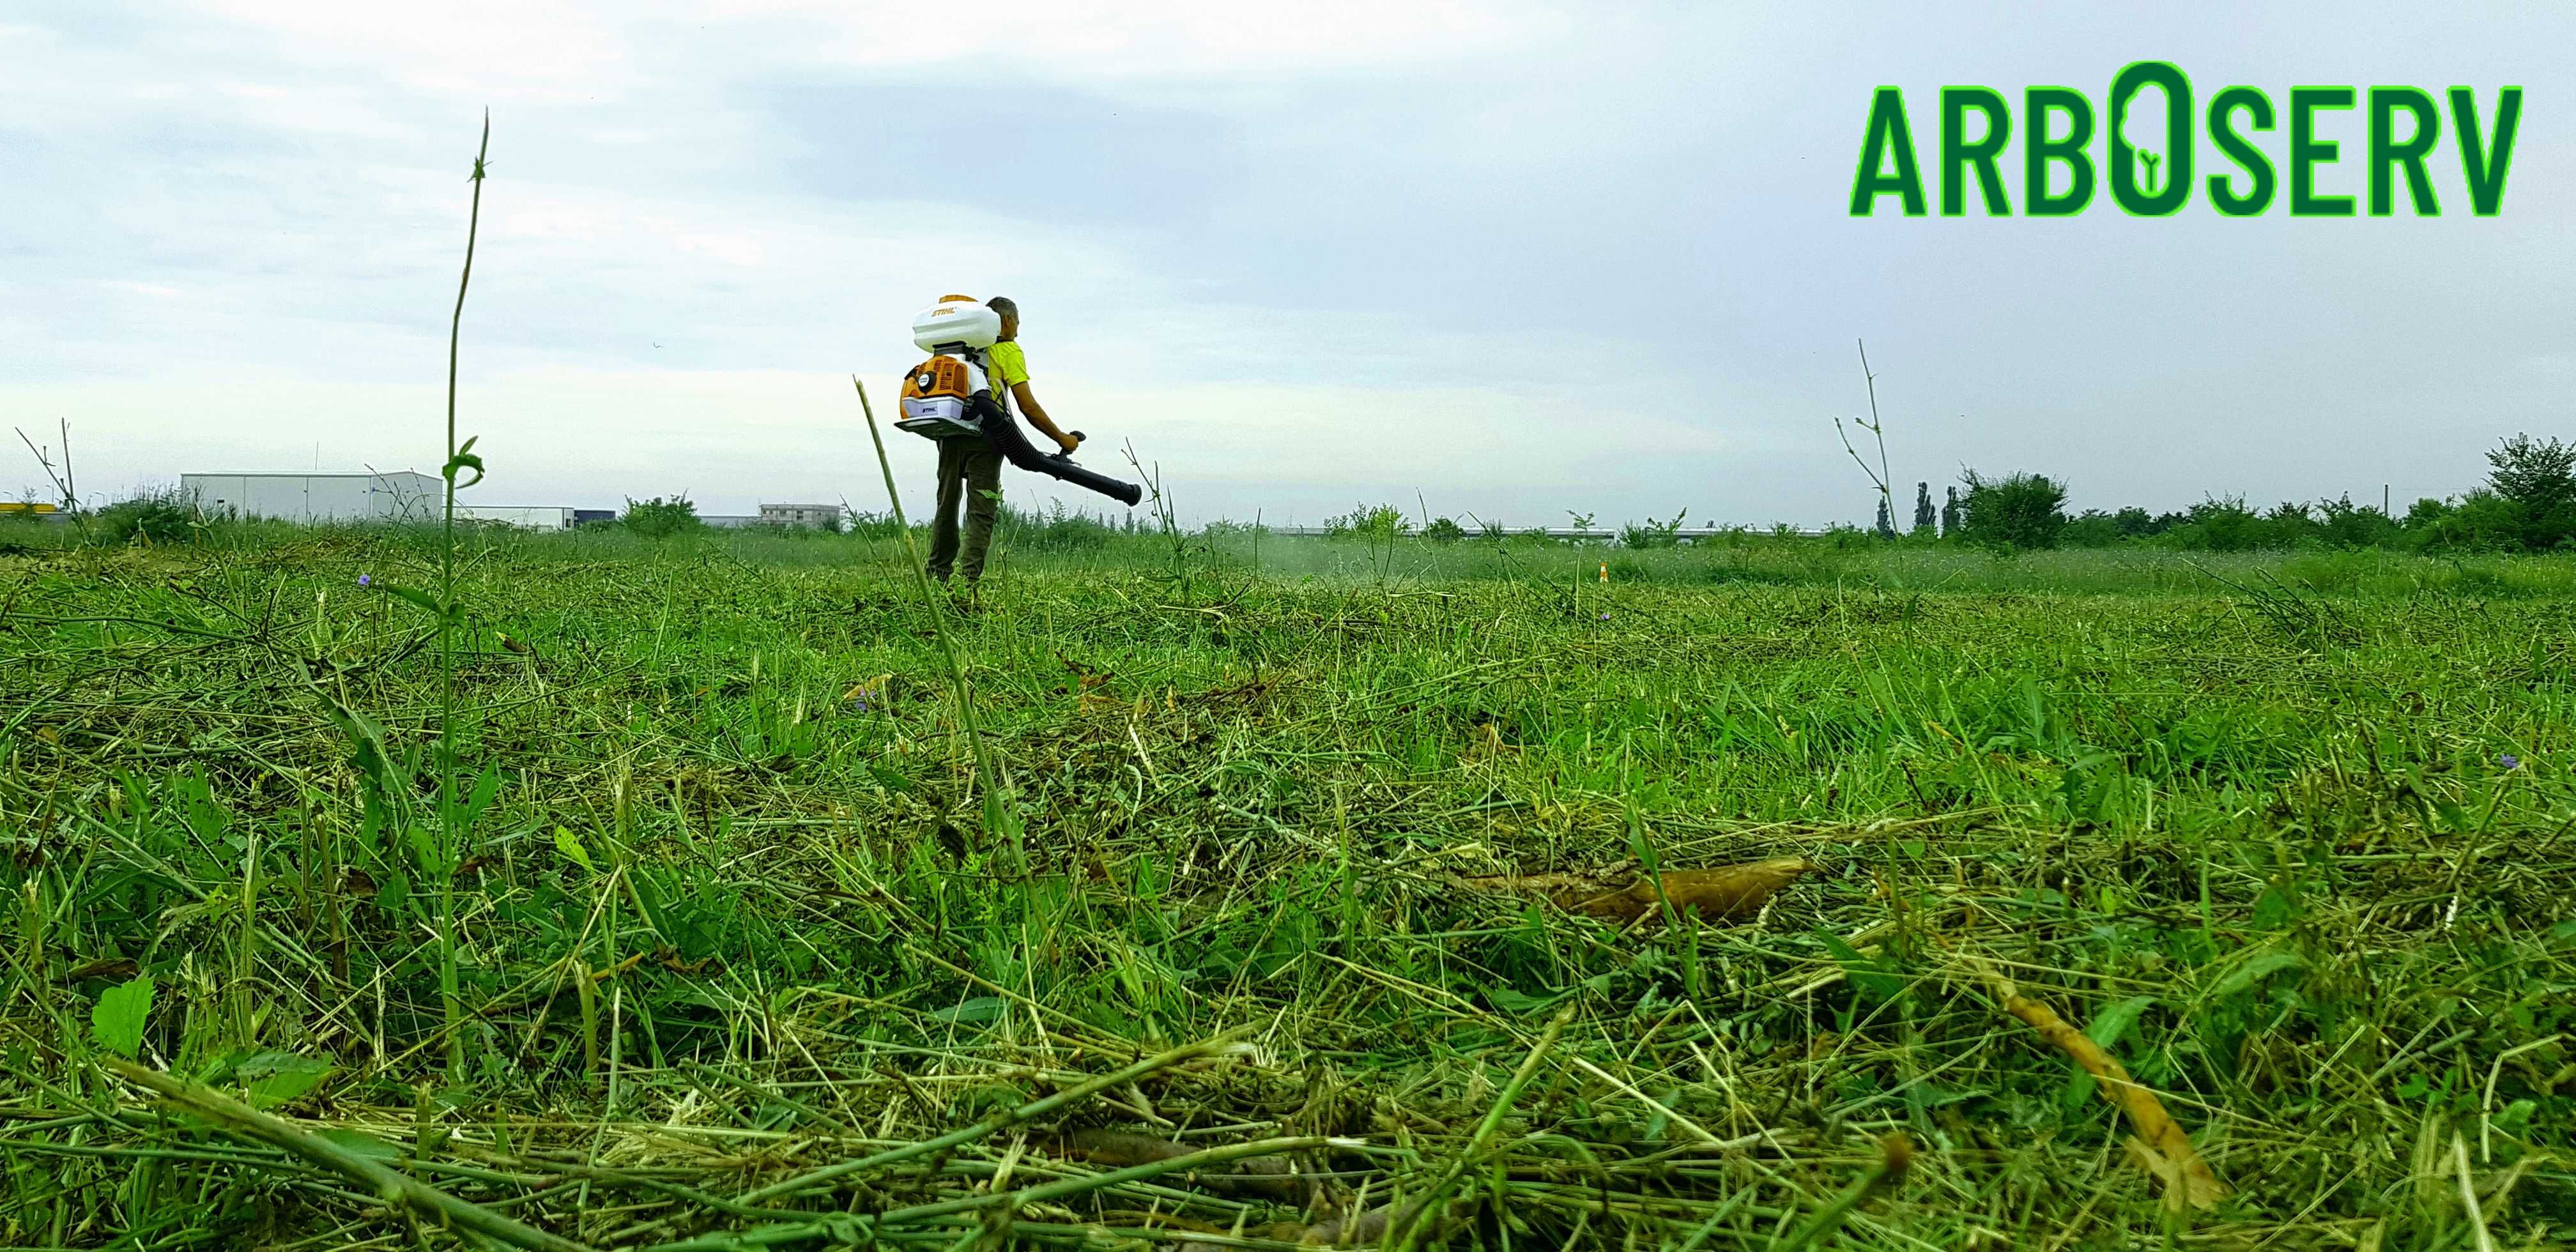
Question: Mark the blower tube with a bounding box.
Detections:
[973,394,1144,508]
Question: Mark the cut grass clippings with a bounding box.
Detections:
[0,526,2568,1248]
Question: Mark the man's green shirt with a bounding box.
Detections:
[987,340,1029,401]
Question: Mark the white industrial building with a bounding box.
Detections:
[180,473,588,530]
[760,503,846,530]
[455,505,575,530]
[180,471,443,523]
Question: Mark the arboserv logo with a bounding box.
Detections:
[1851,63,2524,217]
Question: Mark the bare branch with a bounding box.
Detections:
[1833,416,1889,492]
[1838,339,1899,537]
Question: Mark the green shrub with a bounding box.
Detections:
[620,496,702,538]
[2154,496,2266,551]
[1006,502,1115,551]
[1956,470,2069,550]
[2487,432,2576,551]
[2411,489,2521,551]
[2113,507,2165,537]
[1323,503,1409,540]
[2062,510,2123,547]
[844,510,906,540]
[1422,517,1467,542]
[2315,496,2399,549]
[95,491,195,545]
[1621,509,1689,549]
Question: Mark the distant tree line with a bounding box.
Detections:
[43,436,2568,558]
[1936,433,2576,553]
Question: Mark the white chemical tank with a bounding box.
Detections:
[910,296,1002,351]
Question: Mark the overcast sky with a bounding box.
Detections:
[5,1,2568,526]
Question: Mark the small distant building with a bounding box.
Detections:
[180,471,441,523]
[700,514,760,528]
[572,508,617,527]
[760,503,846,530]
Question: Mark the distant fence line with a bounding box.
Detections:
[1253,524,1832,540]
[1,506,1839,540]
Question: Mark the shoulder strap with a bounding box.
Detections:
[978,346,1013,415]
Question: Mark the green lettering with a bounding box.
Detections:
[2449,86,2524,216]
[2290,87,2356,217]
[2205,87,2275,216]
[2025,87,2094,216]
[2107,62,2193,216]
[1851,88,1927,217]
[1942,87,2012,215]
[2369,88,2440,215]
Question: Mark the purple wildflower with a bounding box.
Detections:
[1598,612,1610,620]
[2499,752,2521,771]
[356,572,371,587]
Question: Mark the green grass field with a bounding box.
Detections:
[1,523,2568,1249]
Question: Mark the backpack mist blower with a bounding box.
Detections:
[894,296,1145,508]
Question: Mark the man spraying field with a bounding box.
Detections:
[898,294,1140,585]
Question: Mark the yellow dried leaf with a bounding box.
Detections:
[1974,959,2227,1210]
[1464,857,1815,924]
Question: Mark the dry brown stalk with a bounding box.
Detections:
[1966,957,2227,1211]
[1176,1198,1434,1252]
[1461,857,1816,924]
[1054,1128,1305,1200]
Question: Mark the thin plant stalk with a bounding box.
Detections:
[57,418,75,524]
[13,425,86,538]
[103,1059,593,1252]
[1835,337,1897,537]
[1776,1134,1912,1252]
[737,1022,1238,1202]
[1392,1005,1574,1252]
[438,114,490,1078]
[1859,338,1893,510]
[1122,440,1187,597]
[851,377,1017,863]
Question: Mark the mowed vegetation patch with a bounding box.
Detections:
[0,530,2568,1249]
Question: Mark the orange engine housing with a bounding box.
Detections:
[901,356,976,402]
[894,353,991,438]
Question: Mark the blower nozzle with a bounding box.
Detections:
[974,397,1144,507]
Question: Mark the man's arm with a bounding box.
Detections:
[1011,381,1080,454]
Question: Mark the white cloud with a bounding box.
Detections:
[185,1,641,101]
[762,0,1570,78]
[9,1,2569,528]
[174,0,1570,105]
